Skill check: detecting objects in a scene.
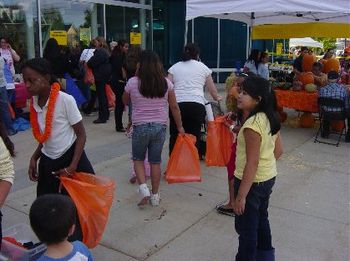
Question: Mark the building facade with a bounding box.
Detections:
[1,0,249,81]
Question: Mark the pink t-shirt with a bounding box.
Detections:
[125,76,173,125]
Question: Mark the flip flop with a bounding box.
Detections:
[216,204,235,217]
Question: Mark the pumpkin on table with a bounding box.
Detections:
[298,72,314,87]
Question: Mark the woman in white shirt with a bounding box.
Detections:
[167,43,220,156]
[243,49,261,75]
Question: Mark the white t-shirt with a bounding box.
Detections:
[244,60,258,75]
[79,49,95,63]
[32,91,82,159]
[258,63,269,80]
[168,59,212,105]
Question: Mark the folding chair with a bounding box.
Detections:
[314,97,347,147]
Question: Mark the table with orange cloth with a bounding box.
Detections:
[275,89,318,113]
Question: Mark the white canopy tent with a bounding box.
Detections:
[185,0,350,81]
[186,0,350,25]
[289,37,323,48]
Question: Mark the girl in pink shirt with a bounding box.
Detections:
[123,50,184,207]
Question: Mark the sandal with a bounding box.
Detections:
[216,204,235,217]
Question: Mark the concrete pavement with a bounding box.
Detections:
[2,107,350,260]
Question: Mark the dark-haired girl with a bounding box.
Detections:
[167,43,220,156]
[23,57,94,193]
[123,50,184,207]
[243,49,261,75]
[22,58,94,240]
[43,38,70,89]
[233,76,283,261]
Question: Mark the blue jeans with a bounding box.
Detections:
[0,87,14,134]
[234,176,276,261]
[132,123,167,164]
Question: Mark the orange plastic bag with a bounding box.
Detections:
[105,84,115,108]
[205,116,233,167]
[83,63,95,85]
[60,172,116,248]
[166,134,201,184]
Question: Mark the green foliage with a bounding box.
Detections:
[314,38,337,51]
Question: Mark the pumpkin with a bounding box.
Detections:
[298,72,314,87]
[302,54,317,72]
[279,111,287,123]
[331,121,345,132]
[300,112,315,128]
[305,83,317,93]
[324,58,340,73]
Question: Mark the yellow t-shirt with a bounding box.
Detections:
[234,112,277,183]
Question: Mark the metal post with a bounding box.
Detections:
[37,0,43,57]
[184,20,188,45]
[140,0,146,49]
[217,18,220,83]
[272,39,275,63]
[103,4,106,39]
[191,19,194,42]
[150,0,153,50]
[246,25,250,60]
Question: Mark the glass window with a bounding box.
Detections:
[0,0,38,69]
[119,0,151,4]
[40,0,104,50]
[106,5,152,49]
[153,0,167,64]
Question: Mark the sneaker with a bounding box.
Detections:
[150,193,161,206]
[138,184,150,206]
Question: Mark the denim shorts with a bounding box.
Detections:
[132,123,167,164]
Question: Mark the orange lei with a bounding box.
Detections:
[30,83,60,143]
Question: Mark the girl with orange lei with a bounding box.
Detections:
[22,58,94,241]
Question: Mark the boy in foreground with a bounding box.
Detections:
[29,194,94,261]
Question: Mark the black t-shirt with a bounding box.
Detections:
[293,55,303,72]
[110,53,126,82]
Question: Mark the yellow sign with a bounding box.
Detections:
[276,43,283,55]
[80,28,91,46]
[130,32,141,45]
[49,30,68,46]
[252,23,350,39]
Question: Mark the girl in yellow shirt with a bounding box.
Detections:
[233,76,283,261]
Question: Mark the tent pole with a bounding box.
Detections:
[247,12,255,59]
[192,19,194,42]
[272,39,275,63]
[184,20,189,46]
[217,18,220,83]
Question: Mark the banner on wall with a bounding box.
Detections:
[276,43,283,55]
[130,32,141,45]
[50,31,68,46]
[80,28,91,46]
